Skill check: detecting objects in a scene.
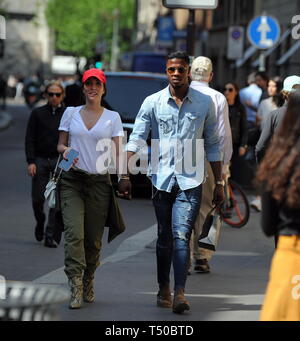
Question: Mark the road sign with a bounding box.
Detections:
[227,26,244,60]
[247,15,281,50]
[163,0,218,9]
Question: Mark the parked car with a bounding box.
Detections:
[104,71,168,196]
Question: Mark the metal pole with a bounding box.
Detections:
[110,9,120,71]
[258,51,266,71]
[187,9,196,62]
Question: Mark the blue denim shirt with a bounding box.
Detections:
[127,86,221,192]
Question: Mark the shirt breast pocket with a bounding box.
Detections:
[159,115,173,135]
[184,112,202,133]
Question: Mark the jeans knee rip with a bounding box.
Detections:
[176,230,189,242]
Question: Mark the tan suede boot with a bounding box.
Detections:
[83,272,95,303]
[172,288,190,314]
[68,276,83,309]
[157,284,172,308]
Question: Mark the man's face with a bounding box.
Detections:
[166,58,190,89]
[255,75,268,90]
[45,85,64,107]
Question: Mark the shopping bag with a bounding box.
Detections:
[198,207,222,251]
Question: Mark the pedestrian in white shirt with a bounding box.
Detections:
[189,56,233,273]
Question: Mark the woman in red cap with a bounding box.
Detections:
[57,68,127,309]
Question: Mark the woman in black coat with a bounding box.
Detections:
[223,82,248,182]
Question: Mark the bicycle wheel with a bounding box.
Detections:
[219,179,250,228]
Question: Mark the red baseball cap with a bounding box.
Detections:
[82,68,106,84]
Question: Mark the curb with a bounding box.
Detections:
[0,112,13,131]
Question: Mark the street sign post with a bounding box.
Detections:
[247,15,281,71]
[162,0,219,61]
[227,26,244,60]
[163,0,218,9]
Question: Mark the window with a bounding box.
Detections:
[213,0,254,28]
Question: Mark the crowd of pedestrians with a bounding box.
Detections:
[19,50,300,319]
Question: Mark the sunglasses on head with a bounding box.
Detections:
[167,67,187,74]
[224,87,234,92]
[48,92,62,97]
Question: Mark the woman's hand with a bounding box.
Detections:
[27,163,37,177]
[239,146,247,156]
[117,178,132,200]
[63,147,79,167]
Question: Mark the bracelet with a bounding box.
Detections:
[215,180,225,186]
[118,175,130,181]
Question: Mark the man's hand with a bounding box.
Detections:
[212,184,225,207]
[117,179,132,200]
[239,146,247,156]
[27,163,37,177]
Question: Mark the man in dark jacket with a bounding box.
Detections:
[25,81,65,247]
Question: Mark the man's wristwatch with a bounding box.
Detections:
[215,180,225,186]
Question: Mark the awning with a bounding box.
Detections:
[235,45,257,68]
[277,38,300,65]
[252,28,291,68]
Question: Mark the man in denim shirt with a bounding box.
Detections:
[119,51,224,314]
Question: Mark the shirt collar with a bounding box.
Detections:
[190,80,209,88]
[165,85,193,103]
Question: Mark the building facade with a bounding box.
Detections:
[135,0,300,88]
[208,0,300,88]
[0,0,52,79]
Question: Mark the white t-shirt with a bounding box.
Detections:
[59,106,124,174]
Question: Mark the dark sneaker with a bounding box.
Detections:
[194,259,210,273]
[34,224,44,242]
[44,238,57,248]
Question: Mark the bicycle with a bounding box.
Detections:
[218,179,250,228]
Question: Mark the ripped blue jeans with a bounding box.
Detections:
[153,178,202,291]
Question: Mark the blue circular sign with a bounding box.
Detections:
[247,15,281,49]
[232,30,241,40]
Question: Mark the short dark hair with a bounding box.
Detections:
[167,51,190,65]
[255,71,269,82]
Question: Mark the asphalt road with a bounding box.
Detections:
[0,102,275,322]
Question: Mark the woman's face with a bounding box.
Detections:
[45,85,64,107]
[83,77,105,102]
[268,80,277,97]
[224,83,237,102]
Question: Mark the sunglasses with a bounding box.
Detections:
[167,67,187,74]
[48,92,62,97]
[224,88,234,92]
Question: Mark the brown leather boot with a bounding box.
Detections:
[68,276,83,309]
[157,284,172,308]
[83,272,95,303]
[172,288,190,314]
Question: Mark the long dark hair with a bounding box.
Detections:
[256,92,300,208]
[225,82,242,106]
[269,76,284,107]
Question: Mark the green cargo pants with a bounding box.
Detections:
[60,168,112,279]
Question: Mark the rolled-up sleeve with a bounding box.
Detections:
[203,99,222,162]
[126,97,152,153]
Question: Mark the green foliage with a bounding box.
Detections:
[46,0,135,62]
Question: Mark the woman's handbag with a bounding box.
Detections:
[44,155,63,209]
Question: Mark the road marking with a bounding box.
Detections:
[215,251,261,256]
[33,224,262,284]
[33,224,157,284]
[139,292,264,300]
